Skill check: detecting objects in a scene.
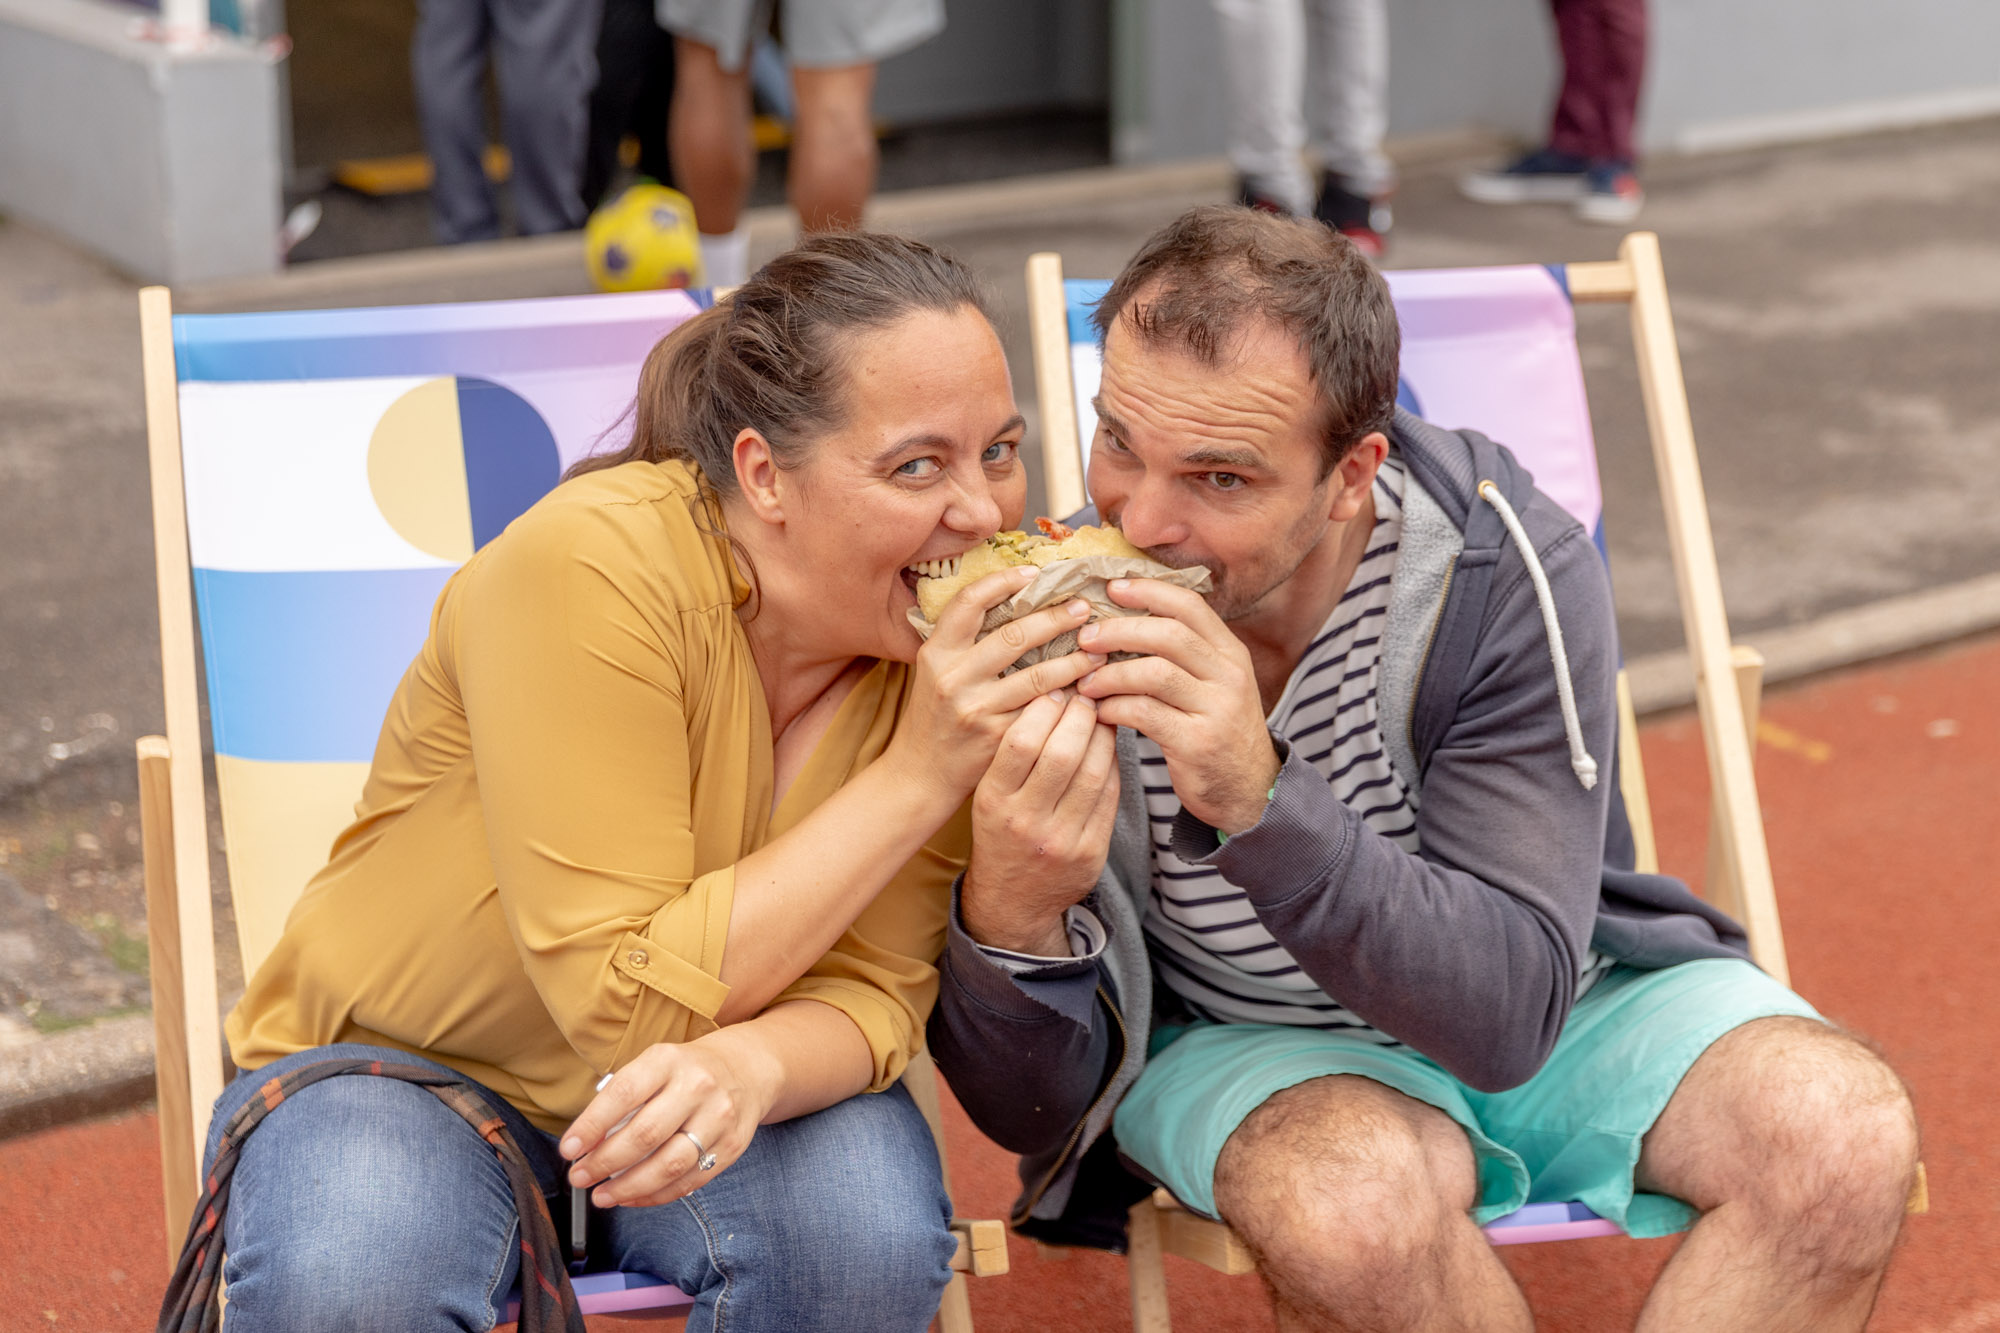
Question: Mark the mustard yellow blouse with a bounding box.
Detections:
[227,460,969,1133]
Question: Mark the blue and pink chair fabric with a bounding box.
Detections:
[170,288,710,1318]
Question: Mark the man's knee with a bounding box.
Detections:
[1213,1076,1476,1288]
[1652,1018,1918,1268]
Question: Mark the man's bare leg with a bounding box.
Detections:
[788,63,878,231]
[1635,1017,1918,1332]
[668,37,753,235]
[1213,1075,1533,1333]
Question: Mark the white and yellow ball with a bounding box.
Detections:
[584,183,704,292]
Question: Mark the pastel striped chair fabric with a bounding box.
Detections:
[172,288,711,1318]
[173,289,709,975]
[1058,265,1620,1247]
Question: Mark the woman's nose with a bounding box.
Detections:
[945,474,1004,537]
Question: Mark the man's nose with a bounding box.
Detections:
[1111,477,1188,550]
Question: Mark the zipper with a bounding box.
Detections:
[1408,552,1457,758]
[1011,982,1130,1225]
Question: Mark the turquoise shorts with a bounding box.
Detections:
[1111,958,1820,1239]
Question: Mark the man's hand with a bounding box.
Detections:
[1075,578,1280,834]
[961,691,1120,955]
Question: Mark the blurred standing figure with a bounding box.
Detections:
[1459,0,1646,224]
[584,0,676,210]
[658,0,945,287]
[1213,0,1395,255]
[413,0,602,243]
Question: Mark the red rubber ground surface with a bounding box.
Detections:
[6,633,1996,1331]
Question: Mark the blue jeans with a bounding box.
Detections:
[204,1043,957,1332]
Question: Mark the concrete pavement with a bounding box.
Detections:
[3,113,1999,1113]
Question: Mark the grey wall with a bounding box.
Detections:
[874,0,1111,124]
[1118,0,2000,164]
[0,0,282,284]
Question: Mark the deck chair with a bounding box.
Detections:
[133,285,1009,1329]
[1024,232,1926,1331]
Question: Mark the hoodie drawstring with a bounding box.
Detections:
[1476,481,1599,791]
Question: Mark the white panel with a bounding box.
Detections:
[1068,341,1102,511]
[179,377,455,572]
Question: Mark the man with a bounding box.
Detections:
[929,206,1917,1331]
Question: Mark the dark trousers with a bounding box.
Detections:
[582,0,676,210]
[1546,0,1647,167]
[413,0,603,243]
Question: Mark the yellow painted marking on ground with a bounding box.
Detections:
[1755,719,1833,762]
[333,145,513,196]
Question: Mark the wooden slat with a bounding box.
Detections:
[1704,646,1766,923]
[1619,233,1791,987]
[951,1219,1010,1277]
[1150,1190,1256,1275]
[138,737,195,1268]
[138,287,227,1174]
[1615,669,1659,875]
[1126,1197,1173,1333]
[1564,258,1637,303]
[1025,252,1088,519]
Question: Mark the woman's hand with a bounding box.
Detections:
[959,691,1121,954]
[891,566,1107,799]
[561,1028,782,1208]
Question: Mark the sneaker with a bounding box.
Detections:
[1575,163,1644,224]
[1458,148,1591,204]
[1237,178,1293,215]
[1314,177,1391,258]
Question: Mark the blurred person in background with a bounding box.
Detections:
[584,0,676,210]
[658,0,945,287]
[413,0,600,243]
[1459,0,1646,224]
[1213,0,1395,256]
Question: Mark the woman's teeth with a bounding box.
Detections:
[905,557,961,579]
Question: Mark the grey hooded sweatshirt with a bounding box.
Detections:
[925,410,1754,1249]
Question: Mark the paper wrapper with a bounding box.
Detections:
[907,555,1215,674]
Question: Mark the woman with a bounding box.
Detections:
[206,234,1108,1331]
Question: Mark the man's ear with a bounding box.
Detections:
[1327,431,1390,523]
[731,428,786,527]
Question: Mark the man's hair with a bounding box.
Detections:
[1091,205,1401,477]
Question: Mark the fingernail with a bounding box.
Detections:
[593,1188,611,1208]
[1016,566,1039,581]
[569,1166,589,1187]
[1078,623,1099,646]
[1079,671,1096,690]
[560,1136,581,1159]
[1068,601,1091,619]
[1108,579,1130,593]
[1046,690,1066,705]
[1085,652,1108,667]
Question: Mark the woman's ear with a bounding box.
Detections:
[731,428,787,526]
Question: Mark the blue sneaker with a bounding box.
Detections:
[1575,163,1645,224]
[1458,148,1592,204]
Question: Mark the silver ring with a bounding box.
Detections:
[681,1130,717,1172]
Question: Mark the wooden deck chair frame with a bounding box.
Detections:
[1023,233,1926,1332]
[133,285,1008,1330]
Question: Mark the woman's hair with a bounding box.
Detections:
[567,231,995,495]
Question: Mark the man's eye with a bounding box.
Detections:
[1097,429,1129,455]
[1206,472,1246,490]
[983,440,1019,464]
[896,457,942,478]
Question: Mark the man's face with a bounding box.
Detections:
[1087,312,1344,623]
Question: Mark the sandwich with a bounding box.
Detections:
[908,518,1213,673]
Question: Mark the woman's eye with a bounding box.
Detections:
[983,440,1019,465]
[896,457,942,478]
